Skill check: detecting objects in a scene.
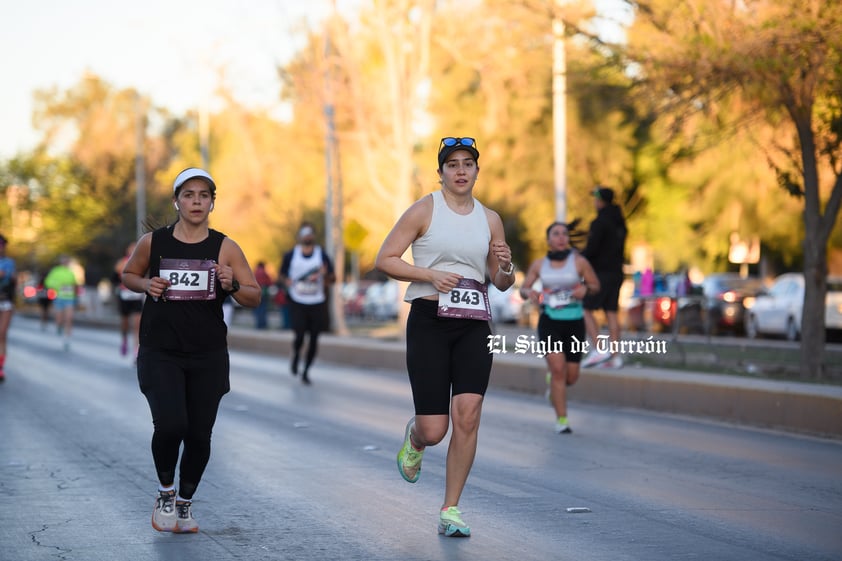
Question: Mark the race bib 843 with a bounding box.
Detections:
[437,278,491,321]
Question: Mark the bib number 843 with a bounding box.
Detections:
[450,289,480,306]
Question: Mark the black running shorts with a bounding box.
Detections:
[405,298,492,415]
[537,313,586,363]
[583,271,623,312]
[118,297,143,317]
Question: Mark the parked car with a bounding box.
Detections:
[700,273,766,335]
[745,273,842,341]
[20,278,41,304]
[362,280,400,320]
[827,277,842,333]
[651,273,704,334]
[488,284,524,325]
[652,294,705,334]
[619,276,646,332]
[19,272,54,305]
[341,281,373,318]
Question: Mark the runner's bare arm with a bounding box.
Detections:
[219,238,261,308]
[486,209,515,291]
[375,196,463,293]
[120,233,170,299]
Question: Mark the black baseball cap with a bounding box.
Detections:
[593,186,614,204]
[438,137,480,170]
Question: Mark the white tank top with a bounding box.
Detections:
[404,190,490,302]
[288,245,326,305]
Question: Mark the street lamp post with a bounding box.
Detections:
[134,92,146,239]
[324,6,348,336]
[553,13,567,223]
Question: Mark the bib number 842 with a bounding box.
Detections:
[168,271,201,287]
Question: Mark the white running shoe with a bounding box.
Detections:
[555,421,572,434]
[580,351,610,368]
[603,355,624,369]
[151,490,177,532]
[174,500,199,533]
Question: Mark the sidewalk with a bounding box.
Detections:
[43,304,842,439]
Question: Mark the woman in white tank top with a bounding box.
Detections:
[520,222,600,434]
[375,136,515,537]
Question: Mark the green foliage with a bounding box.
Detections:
[1,75,201,279]
[775,168,805,198]
[0,151,109,270]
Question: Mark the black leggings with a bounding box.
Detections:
[290,300,328,371]
[137,348,230,499]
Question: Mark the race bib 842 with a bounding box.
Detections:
[159,258,217,301]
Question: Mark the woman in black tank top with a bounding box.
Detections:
[121,168,261,534]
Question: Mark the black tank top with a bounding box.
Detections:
[139,226,227,352]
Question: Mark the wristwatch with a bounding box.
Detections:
[227,279,240,294]
[499,262,515,276]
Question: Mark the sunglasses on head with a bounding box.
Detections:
[439,137,477,151]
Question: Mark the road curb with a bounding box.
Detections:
[225,327,842,439]
[51,310,842,439]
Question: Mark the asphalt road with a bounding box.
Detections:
[1,316,841,561]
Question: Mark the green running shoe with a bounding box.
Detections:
[438,506,471,537]
[397,417,424,483]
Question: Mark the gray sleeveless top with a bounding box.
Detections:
[540,254,584,320]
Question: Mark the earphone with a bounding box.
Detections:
[173,202,214,211]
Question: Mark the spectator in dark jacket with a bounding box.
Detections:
[580,186,627,369]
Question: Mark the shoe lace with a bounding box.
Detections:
[404,446,423,466]
[441,507,465,526]
[176,501,193,519]
[157,492,175,514]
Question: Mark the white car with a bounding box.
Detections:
[826,277,842,332]
[362,280,400,320]
[744,273,842,340]
[487,284,524,324]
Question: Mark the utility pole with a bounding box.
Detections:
[199,101,210,169]
[324,3,348,336]
[134,92,146,239]
[553,9,567,223]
